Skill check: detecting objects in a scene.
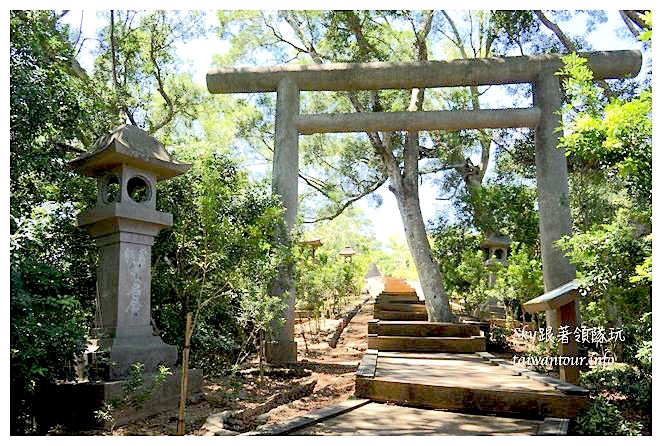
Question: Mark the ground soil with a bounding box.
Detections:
[75,295,374,435]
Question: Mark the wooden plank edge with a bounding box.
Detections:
[356,351,378,378]
[537,417,569,435]
[241,398,372,436]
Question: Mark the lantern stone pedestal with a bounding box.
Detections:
[79,203,178,380]
[37,125,203,430]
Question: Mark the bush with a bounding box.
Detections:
[622,312,652,374]
[574,396,642,435]
[296,250,360,321]
[580,363,651,412]
[491,243,544,321]
[487,325,509,352]
[151,149,286,373]
[10,268,89,434]
[524,339,558,374]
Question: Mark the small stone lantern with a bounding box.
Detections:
[481,233,511,288]
[339,246,356,262]
[301,237,322,259]
[69,124,190,379]
[481,233,511,266]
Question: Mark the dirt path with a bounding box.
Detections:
[84,295,374,435]
[258,296,374,426]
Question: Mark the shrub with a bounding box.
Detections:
[580,363,651,411]
[574,396,642,435]
[487,325,509,352]
[10,268,89,434]
[524,339,558,374]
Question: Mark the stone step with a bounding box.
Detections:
[373,310,428,321]
[382,287,416,294]
[367,334,378,349]
[376,321,481,338]
[354,353,589,419]
[377,292,419,300]
[374,302,427,313]
[375,335,486,353]
[375,296,420,304]
[355,376,587,419]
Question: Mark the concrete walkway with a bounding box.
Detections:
[291,402,542,436]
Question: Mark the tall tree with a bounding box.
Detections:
[93,10,207,135]
[218,10,457,320]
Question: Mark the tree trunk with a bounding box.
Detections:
[389,132,452,322]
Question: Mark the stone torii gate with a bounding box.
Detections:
[207,50,641,365]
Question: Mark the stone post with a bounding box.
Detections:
[533,71,577,331]
[266,76,299,365]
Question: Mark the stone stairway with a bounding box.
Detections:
[373,277,427,321]
[357,277,589,420]
[368,321,486,353]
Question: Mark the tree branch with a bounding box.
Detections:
[619,11,642,39]
[534,10,614,97]
[623,10,647,30]
[55,141,86,154]
[303,176,387,223]
[147,18,175,134]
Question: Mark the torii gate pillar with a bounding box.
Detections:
[533,71,577,330]
[266,77,299,365]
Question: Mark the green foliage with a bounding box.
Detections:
[152,147,287,372]
[296,208,376,319]
[451,250,506,317]
[432,225,542,320]
[559,54,652,206]
[95,363,173,431]
[525,338,559,374]
[10,273,89,434]
[456,183,539,248]
[9,11,110,434]
[556,53,651,371]
[10,11,112,217]
[622,312,652,374]
[488,10,539,53]
[580,363,651,411]
[639,11,652,43]
[491,243,544,319]
[556,53,606,116]
[574,396,642,435]
[487,325,509,352]
[430,225,482,294]
[92,11,207,132]
[557,209,651,330]
[296,253,358,319]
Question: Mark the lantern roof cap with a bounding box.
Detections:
[68,124,190,180]
[339,246,356,257]
[365,263,382,279]
[480,233,511,249]
[302,238,322,247]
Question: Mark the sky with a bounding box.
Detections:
[61,9,649,244]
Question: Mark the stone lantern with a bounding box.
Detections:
[476,233,511,320]
[301,237,322,259]
[339,246,356,262]
[480,233,511,268]
[69,124,190,379]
